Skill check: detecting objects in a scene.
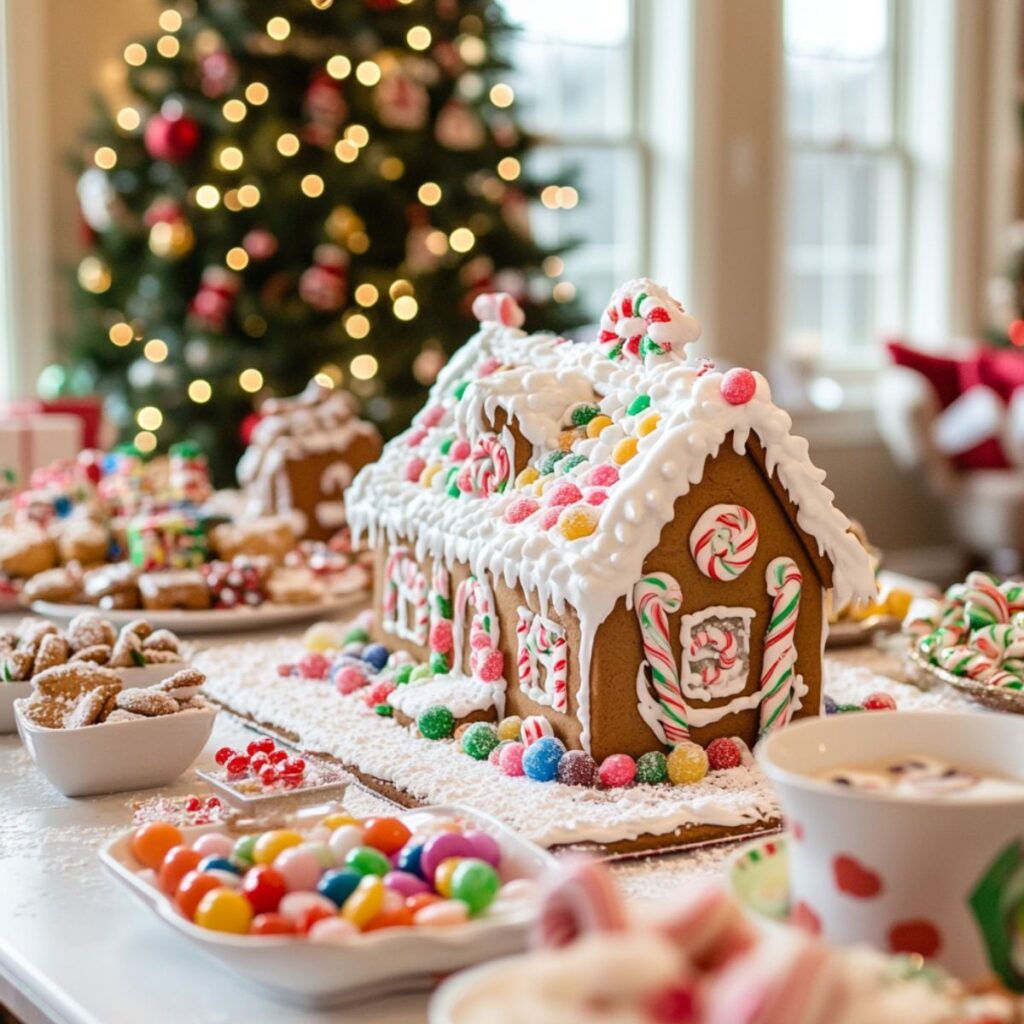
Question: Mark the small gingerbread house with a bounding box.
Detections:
[237,380,382,541]
[347,280,875,761]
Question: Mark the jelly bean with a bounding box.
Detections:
[414,899,470,927]
[394,663,414,685]
[363,817,412,856]
[131,821,183,870]
[204,868,243,890]
[586,415,612,438]
[626,394,651,416]
[345,845,391,877]
[249,912,296,936]
[342,875,385,929]
[194,888,253,933]
[384,870,430,899]
[252,830,303,865]
[328,824,366,864]
[410,663,433,683]
[637,413,661,436]
[158,846,202,895]
[318,868,363,907]
[278,892,336,923]
[303,623,341,654]
[667,742,709,785]
[241,865,287,914]
[175,871,223,920]
[522,737,566,782]
[434,857,464,898]
[294,904,336,935]
[300,841,336,870]
[198,855,241,876]
[192,832,234,860]
[362,644,390,672]
[420,833,475,882]
[612,437,638,465]
[273,846,325,892]
[344,625,370,644]
[462,831,501,868]
[308,917,359,943]
[406,892,442,914]
[396,842,426,879]
[451,858,499,915]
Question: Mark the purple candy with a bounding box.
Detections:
[462,830,501,868]
[384,870,430,899]
[420,832,475,882]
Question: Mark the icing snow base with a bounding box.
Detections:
[387,674,503,720]
[194,639,780,847]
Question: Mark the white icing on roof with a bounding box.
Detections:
[348,280,875,635]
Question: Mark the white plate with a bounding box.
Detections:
[100,802,556,1008]
[195,767,349,810]
[30,594,366,636]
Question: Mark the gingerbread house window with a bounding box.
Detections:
[515,607,568,713]
[678,606,755,702]
[381,547,429,645]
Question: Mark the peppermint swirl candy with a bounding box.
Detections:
[471,291,525,328]
[963,572,1009,630]
[597,278,701,361]
[689,504,759,582]
[465,434,511,497]
[934,646,995,680]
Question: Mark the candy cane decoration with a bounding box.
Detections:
[464,434,511,497]
[963,572,1010,629]
[689,504,759,582]
[689,625,738,688]
[471,291,525,328]
[427,561,453,668]
[598,278,700,361]
[757,557,803,737]
[382,547,429,645]
[453,575,503,682]
[634,572,690,745]
[515,607,569,713]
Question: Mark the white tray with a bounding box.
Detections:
[100,802,555,1008]
[195,767,349,809]
[30,594,365,636]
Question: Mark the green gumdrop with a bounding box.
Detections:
[635,751,668,784]
[570,403,601,427]
[453,381,470,400]
[345,845,391,877]
[451,858,500,915]
[410,664,433,682]
[344,626,370,644]
[418,704,455,739]
[461,722,500,760]
[430,651,450,674]
[540,450,567,474]
[374,704,393,716]
[439,437,454,456]
[560,453,587,473]
[394,664,413,685]
[233,834,257,866]
[435,596,453,620]
[627,394,651,416]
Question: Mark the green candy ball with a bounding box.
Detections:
[374,704,393,717]
[461,722,500,760]
[394,663,413,685]
[435,596,453,620]
[410,663,433,682]
[344,626,370,644]
[232,833,257,866]
[635,751,668,785]
[418,704,455,739]
[439,437,454,455]
[451,858,500,915]
[430,651,450,674]
[345,845,391,877]
[453,380,470,400]
[540,450,567,475]
[627,394,651,416]
[570,403,601,426]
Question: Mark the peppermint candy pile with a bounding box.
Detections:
[909,571,1024,690]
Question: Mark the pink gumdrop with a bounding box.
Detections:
[463,830,502,868]
[405,457,426,483]
[430,620,453,653]
[273,846,325,892]
[298,652,330,680]
[504,497,539,524]
[547,482,583,507]
[420,833,475,882]
[584,488,608,506]
[488,744,503,766]
[599,754,637,788]
[414,899,470,927]
[457,468,474,493]
[476,648,505,682]
[477,356,502,377]
[499,741,525,776]
[421,405,445,428]
[335,665,368,695]
[384,870,430,899]
[585,463,619,488]
[450,439,471,462]
[364,680,395,708]
[539,507,562,531]
[192,833,234,859]
[406,427,427,447]
[720,367,757,405]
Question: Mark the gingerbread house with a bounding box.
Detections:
[347,280,876,761]
[237,380,382,541]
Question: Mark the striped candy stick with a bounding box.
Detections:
[535,617,568,713]
[758,557,803,737]
[407,560,429,644]
[633,572,689,745]
[515,608,534,691]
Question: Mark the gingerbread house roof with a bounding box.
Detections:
[347,280,876,636]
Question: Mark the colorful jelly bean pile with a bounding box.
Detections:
[129,812,529,939]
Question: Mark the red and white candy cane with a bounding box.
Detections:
[689,504,759,582]
[633,572,690,745]
[471,291,525,328]
[466,434,511,497]
[758,557,803,737]
[534,858,627,949]
[453,575,501,678]
[382,546,428,645]
[521,714,553,746]
[689,624,738,688]
[654,884,756,969]
[598,279,700,361]
[516,608,569,713]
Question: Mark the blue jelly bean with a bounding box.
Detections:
[396,841,426,879]
[522,737,566,782]
[823,695,839,715]
[317,868,363,907]
[198,855,240,875]
[362,644,390,672]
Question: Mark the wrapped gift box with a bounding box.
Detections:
[0,397,105,449]
[0,414,83,488]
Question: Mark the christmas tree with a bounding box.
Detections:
[62,0,581,483]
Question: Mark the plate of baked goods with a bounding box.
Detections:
[100,801,553,1007]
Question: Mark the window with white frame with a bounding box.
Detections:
[782,0,955,367]
[497,0,642,318]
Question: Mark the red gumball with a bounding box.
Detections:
[158,846,203,895]
[706,737,742,770]
[242,865,288,914]
[863,692,897,711]
[720,368,757,406]
[144,112,201,163]
[294,905,335,934]
[250,912,296,936]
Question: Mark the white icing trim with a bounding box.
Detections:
[387,675,499,720]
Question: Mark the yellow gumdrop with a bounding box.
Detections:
[559,505,599,541]
[304,622,341,653]
[667,743,709,785]
[533,479,548,497]
[420,462,443,488]
[516,467,539,489]
[498,715,523,742]
[637,413,661,437]
[342,875,385,929]
[252,829,304,865]
[612,437,639,465]
[320,812,361,831]
[586,415,613,439]
[885,588,913,620]
[434,857,464,898]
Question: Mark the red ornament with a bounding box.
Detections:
[144,112,201,163]
[199,50,237,99]
[303,72,347,148]
[189,267,241,332]
[242,228,278,261]
[299,244,349,312]
[1009,319,1024,347]
[720,367,757,405]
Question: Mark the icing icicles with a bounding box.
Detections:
[634,573,690,745]
[758,557,804,736]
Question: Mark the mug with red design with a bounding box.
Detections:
[758,710,1024,988]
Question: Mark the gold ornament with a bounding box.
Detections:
[149,219,195,260]
[326,205,365,244]
[78,256,111,294]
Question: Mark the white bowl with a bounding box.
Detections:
[100,803,555,1008]
[0,681,31,734]
[15,700,216,797]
